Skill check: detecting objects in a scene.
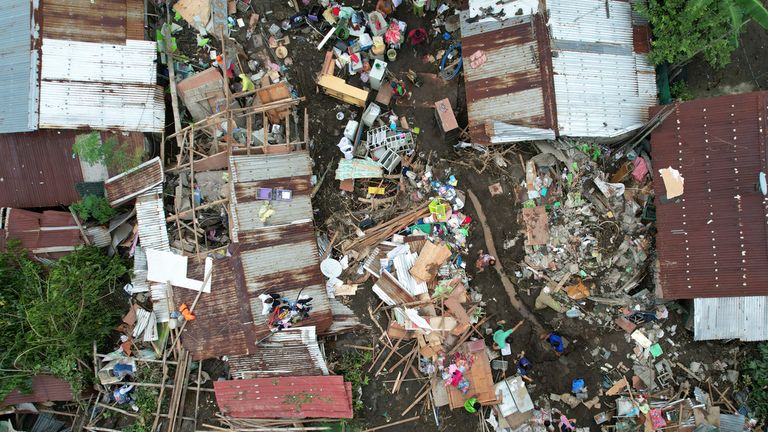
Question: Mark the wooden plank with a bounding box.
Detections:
[521,206,549,246]
[410,241,452,282]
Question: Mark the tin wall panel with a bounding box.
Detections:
[105,157,163,206]
[694,296,768,341]
[228,327,329,378]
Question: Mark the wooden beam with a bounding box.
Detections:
[166,198,229,222]
[163,21,184,155]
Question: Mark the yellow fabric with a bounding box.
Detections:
[239,73,255,92]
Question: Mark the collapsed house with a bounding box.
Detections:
[460,0,657,144]
[652,91,768,342]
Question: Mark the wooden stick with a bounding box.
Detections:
[163,20,184,153]
[69,207,91,246]
[167,198,230,222]
[374,338,403,375]
[362,416,420,432]
[401,382,431,416]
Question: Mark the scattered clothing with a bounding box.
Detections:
[475,250,496,272]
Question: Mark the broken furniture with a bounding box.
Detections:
[434,98,459,145]
[317,51,370,107]
[365,126,415,172]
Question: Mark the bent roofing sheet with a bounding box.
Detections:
[105,157,164,206]
[228,327,329,378]
[214,376,353,419]
[2,209,82,257]
[38,39,164,132]
[460,13,556,144]
[694,296,768,342]
[0,130,83,207]
[548,0,657,137]
[0,0,38,133]
[651,91,768,299]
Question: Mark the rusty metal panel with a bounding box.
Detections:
[651,92,768,300]
[105,157,163,206]
[41,0,129,44]
[38,39,164,132]
[214,376,353,419]
[0,130,83,208]
[0,375,74,406]
[0,0,39,133]
[228,327,329,378]
[1,209,81,258]
[230,152,312,183]
[460,13,556,144]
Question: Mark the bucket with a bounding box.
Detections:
[387,48,397,61]
[372,39,385,55]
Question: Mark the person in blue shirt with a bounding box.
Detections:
[543,332,567,356]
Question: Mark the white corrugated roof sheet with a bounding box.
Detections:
[38,39,164,132]
[0,0,39,133]
[548,0,657,138]
[694,296,768,341]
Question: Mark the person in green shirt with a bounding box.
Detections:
[492,319,524,351]
[464,397,481,413]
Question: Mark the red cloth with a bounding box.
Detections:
[408,28,427,45]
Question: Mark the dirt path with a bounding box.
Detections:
[467,189,546,335]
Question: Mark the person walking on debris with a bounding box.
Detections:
[515,351,533,382]
[542,331,568,356]
[492,319,524,351]
[464,396,481,413]
[475,249,496,272]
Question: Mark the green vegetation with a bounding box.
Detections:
[0,243,127,401]
[636,0,768,69]
[333,351,372,412]
[743,342,768,419]
[72,194,117,224]
[73,131,143,173]
[670,80,694,101]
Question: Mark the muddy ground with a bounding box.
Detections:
[95,4,768,432]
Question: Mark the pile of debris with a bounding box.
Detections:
[516,142,654,305]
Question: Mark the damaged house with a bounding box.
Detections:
[0,0,164,208]
[460,0,657,144]
[652,91,768,342]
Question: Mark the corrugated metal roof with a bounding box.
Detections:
[177,150,348,360]
[135,190,170,252]
[651,92,768,299]
[460,13,556,144]
[0,130,84,208]
[548,0,657,137]
[0,0,39,134]
[719,413,747,432]
[214,376,353,419]
[0,375,74,406]
[38,39,164,132]
[41,0,144,45]
[105,157,163,206]
[228,327,329,379]
[694,297,768,342]
[1,208,82,258]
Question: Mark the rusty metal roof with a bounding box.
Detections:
[105,157,163,206]
[214,376,353,419]
[228,327,329,379]
[651,91,768,299]
[0,130,83,208]
[460,13,556,144]
[40,0,145,44]
[177,151,345,360]
[0,375,74,407]
[1,208,82,258]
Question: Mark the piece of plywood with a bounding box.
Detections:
[447,347,498,409]
[410,241,452,282]
[173,0,211,27]
[521,206,549,246]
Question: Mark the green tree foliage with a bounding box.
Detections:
[0,244,127,401]
[73,132,143,173]
[744,343,768,419]
[72,195,117,225]
[636,0,768,68]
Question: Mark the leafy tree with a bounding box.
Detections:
[0,243,127,401]
[636,0,768,69]
[73,132,143,173]
[744,343,768,420]
[72,194,117,225]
